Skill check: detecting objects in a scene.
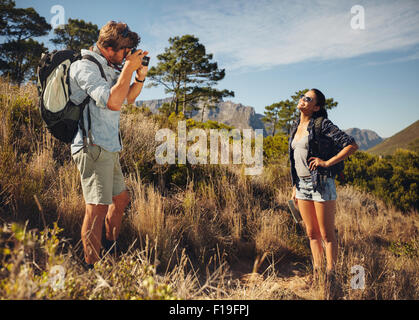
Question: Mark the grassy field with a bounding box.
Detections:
[0,78,418,300]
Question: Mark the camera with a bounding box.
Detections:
[130,48,150,66]
[142,56,150,67]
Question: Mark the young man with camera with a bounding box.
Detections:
[69,21,149,268]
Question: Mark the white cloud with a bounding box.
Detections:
[146,0,419,71]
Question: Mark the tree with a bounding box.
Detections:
[50,18,99,51]
[0,0,51,85]
[198,89,222,122]
[0,39,47,83]
[147,35,234,115]
[0,0,14,33]
[262,99,294,136]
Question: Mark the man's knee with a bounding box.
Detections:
[86,203,109,218]
[113,190,130,206]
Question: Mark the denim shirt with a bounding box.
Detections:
[69,47,123,154]
[289,117,356,191]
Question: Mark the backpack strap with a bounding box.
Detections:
[313,116,324,139]
[79,55,108,150]
[78,95,91,148]
[312,116,324,157]
[82,55,107,81]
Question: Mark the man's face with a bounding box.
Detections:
[108,47,131,65]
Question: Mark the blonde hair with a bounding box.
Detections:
[97,21,140,51]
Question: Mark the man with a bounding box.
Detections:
[69,21,149,268]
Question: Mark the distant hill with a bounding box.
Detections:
[345,128,383,150]
[367,119,419,156]
[136,98,268,135]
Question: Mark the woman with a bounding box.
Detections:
[289,89,358,282]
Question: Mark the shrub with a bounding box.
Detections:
[344,150,419,212]
[263,133,288,164]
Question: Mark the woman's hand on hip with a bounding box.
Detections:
[308,157,329,171]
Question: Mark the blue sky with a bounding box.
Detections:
[16,0,419,137]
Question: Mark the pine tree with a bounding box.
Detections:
[147,35,234,115]
[262,100,295,136]
[50,18,99,51]
[0,0,51,85]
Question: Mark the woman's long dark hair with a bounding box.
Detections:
[310,88,328,119]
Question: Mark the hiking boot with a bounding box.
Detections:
[101,223,119,256]
[82,261,95,271]
[102,238,119,256]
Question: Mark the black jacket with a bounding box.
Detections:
[289,117,356,191]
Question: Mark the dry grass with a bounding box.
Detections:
[0,77,418,300]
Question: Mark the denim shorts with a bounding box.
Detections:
[295,176,337,202]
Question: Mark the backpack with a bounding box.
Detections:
[37,50,107,144]
[313,117,345,182]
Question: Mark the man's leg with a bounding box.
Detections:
[105,190,130,241]
[82,203,108,264]
[73,145,115,264]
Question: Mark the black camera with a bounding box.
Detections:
[142,56,150,67]
[130,48,150,66]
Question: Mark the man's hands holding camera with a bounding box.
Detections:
[125,49,149,81]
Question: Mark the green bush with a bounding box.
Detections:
[263,133,288,163]
[344,149,419,212]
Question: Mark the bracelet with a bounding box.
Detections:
[135,76,145,83]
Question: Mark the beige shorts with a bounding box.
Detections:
[72,145,126,205]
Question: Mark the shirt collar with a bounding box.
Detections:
[81,46,108,66]
[82,45,122,72]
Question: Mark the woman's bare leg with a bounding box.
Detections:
[314,200,337,272]
[297,199,324,269]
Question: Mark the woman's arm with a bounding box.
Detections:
[326,142,358,166]
[308,118,359,170]
[308,142,358,170]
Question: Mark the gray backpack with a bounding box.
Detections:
[37,50,107,144]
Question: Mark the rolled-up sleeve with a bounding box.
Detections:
[70,60,110,109]
[322,119,355,149]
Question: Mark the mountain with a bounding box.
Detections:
[367,119,419,156]
[344,128,383,150]
[136,98,268,135]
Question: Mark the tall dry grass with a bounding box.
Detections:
[0,77,418,300]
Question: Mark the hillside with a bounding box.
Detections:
[1,78,418,300]
[344,128,383,150]
[368,120,419,155]
[136,98,268,135]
